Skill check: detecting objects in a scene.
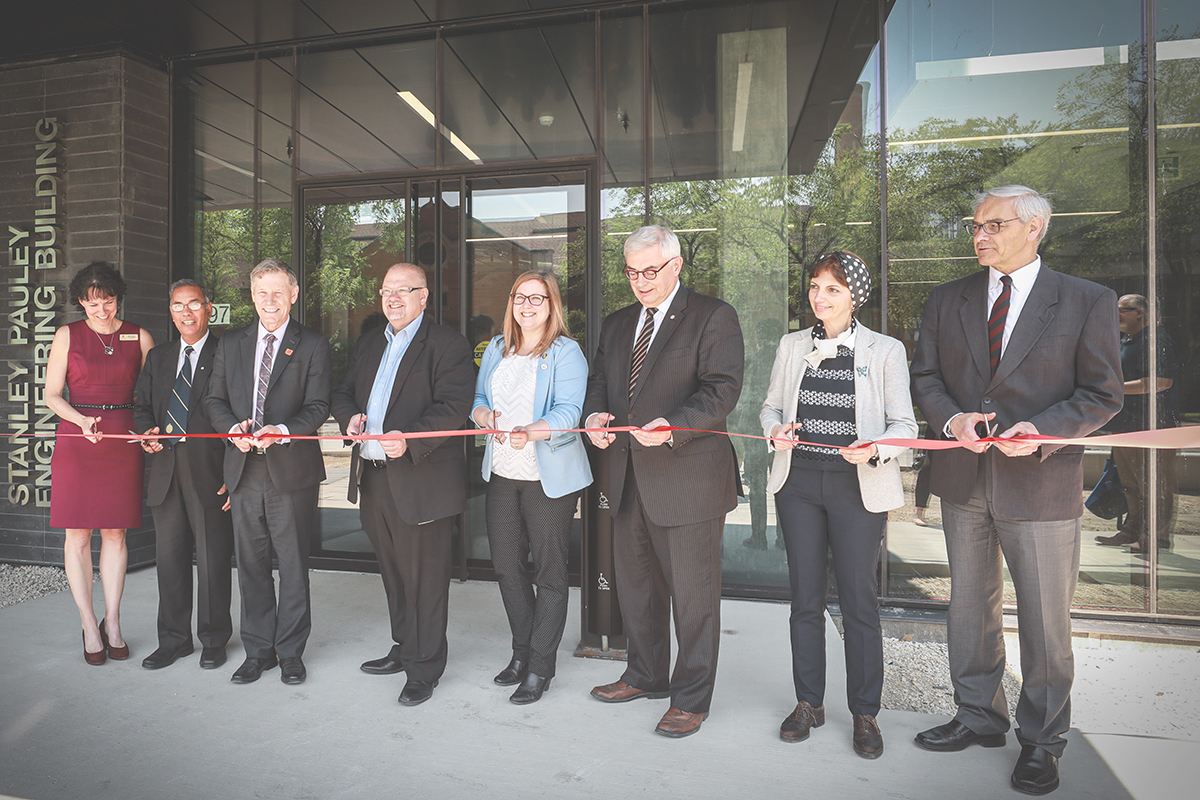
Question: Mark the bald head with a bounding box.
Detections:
[380,263,430,332]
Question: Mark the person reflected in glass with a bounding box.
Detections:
[471,271,593,704]
[1096,294,1178,552]
[760,251,917,758]
[45,261,155,665]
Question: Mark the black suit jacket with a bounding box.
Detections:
[204,319,332,493]
[330,315,475,525]
[133,335,226,508]
[910,265,1123,520]
[583,286,744,527]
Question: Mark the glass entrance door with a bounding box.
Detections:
[299,168,590,576]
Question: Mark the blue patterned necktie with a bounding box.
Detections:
[165,345,194,444]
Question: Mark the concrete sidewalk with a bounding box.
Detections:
[0,568,1191,800]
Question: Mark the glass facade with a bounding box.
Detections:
[174,0,1199,620]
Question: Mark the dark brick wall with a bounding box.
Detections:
[1,51,169,567]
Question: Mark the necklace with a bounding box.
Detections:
[94,326,117,356]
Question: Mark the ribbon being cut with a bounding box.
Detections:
[15,423,1199,451]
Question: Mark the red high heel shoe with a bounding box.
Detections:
[99,618,130,661]
[83,629,106,666]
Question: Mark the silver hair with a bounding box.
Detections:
[972,185,1052,243]
[168,278,210,304]
[250,257,298,289]
[1120,293,1147,313]
[623,225,681,260]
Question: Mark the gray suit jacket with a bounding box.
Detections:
[760,325,918,512]
[204,318,332,493]
[133,334,226,508]
[910,265,1122,520]
[330,315,475,525]
[583,286,744,527]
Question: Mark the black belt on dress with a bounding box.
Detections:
[73,403,134,410]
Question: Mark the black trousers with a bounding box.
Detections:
[775,465,886,716]
[485,475,576,678]
[614,460,725,714]
[149,442,234,651]
[230,454,315,660]
[360,464,453,683]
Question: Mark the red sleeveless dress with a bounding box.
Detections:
[49,319,146,529]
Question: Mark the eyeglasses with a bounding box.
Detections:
[511,293,548,306]
[963,218,1020,236]
[1118,307,1139,314]
[380,286,425,298]
[623,259,676,282]
[169,300,206,312]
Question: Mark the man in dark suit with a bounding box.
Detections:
[331,263,474,707]
[583,225,744,738]
[910,186,1122,795]
[134,280,234,671]
[204,259,332,686]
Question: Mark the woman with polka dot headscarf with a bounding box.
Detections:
[760,250,918,760]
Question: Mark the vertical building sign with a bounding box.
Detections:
[7,117,63,507]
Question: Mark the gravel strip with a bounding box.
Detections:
[882,636,1021,717]
[0,563,73,609]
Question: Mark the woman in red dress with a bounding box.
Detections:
[46,262,154,665]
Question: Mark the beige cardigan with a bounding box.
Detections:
[759,325,918,512]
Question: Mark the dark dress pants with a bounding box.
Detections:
[485,475,576,678]
[150,442,234,650]
[613,458,725,714]
[360,464,453,683]
[230,453,315,660]
[941,459,1081,757]
[775,465,886,716]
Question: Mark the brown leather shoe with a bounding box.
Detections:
[655,706,708,738]
[853,714,884,759]
[780,701,825,742]
[590,680,670,703]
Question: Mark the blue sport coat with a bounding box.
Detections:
[473,335,593,499]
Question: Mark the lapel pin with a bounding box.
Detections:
[857,366,868,376]
[285,348,294,356]
[669,314,676,320]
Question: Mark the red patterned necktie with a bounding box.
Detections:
[988,275,1013,376]
[628,307,657,401]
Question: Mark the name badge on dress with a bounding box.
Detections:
[119,333,139,341]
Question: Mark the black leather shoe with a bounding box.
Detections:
[915,720,1006,751]
[493,656,526,686]
[398,679,438,706]
[141,642,194,670]
[199,646,227,669]
[510,673,551,705]
[279,657,307,685]
[1011,745,1060,795]
[230,655,278,684]
[1095,529,1139,546]
[360,654,405,675]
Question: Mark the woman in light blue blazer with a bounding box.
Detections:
[760,251,917,759]
[472,270,592,704]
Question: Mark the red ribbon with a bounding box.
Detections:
[8,424,1198,450]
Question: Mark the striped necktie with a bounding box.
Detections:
[254,334,275,430]
[164,345,194,444]
[629,306,657,401]
[988,275,1013,377]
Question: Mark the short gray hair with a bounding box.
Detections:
[624,225,681,260]
[973,185,1052,243]
[168,278,210,304]
[250,258,297,289]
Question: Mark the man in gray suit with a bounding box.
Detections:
[205,259,332,687]
[134,280,234,671]
[910,186,1122,795]
[584,225,744,739]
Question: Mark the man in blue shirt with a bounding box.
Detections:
[331,263,475,706]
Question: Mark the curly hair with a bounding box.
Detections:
[68,261,127,310]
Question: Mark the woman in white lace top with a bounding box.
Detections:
[471,270,593,704]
